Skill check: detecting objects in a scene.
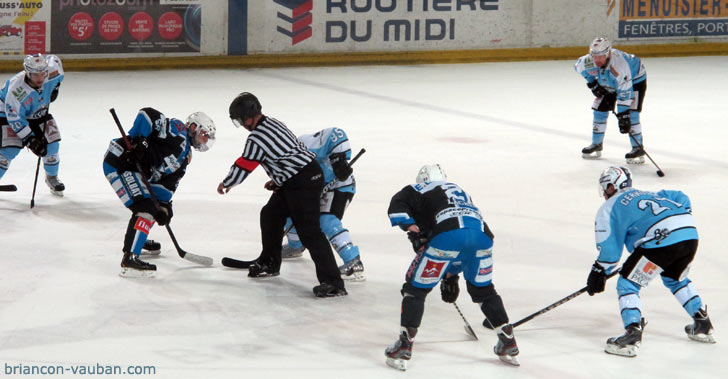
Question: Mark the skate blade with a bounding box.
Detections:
[386,357,407,371]
[140,249,161,256]
[247,272,280,278]
[626,156,645,164]
[497,354,520,366]
[342,272,366,282]
[688,333,716,344]
[281,252,303,259]
[582,152,602,159]
[604,343,638,357]
[119,268,155,278]
[49,189,64,197]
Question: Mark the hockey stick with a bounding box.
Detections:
[0,184,17,191]
[109,108,213,266]
[512,271,619,328]
[612,111,665,177]
[454,302,479,340]
[30,156,40,208]
[222,148,366,269]
[627,133,665,177]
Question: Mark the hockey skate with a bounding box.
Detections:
[339,256,365,282]
[312,282,347,297]
[625,146,645,164]
[494,324,520,366]
[685,306,715,343]
[45,175,65,197]
[581,143,603,159]
[140,239,161,256]
[281,244,305,259]
[605,318,646,357]
[385,328,416,371]
[120,251,156,278]
[247,261,280,278]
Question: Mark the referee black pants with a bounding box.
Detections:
[259,161,345,289]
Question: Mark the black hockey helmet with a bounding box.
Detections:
[229,92,262,127]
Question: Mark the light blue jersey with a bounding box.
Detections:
[575,49,646,114]
[0,54,64,140]
[595,188,697,272]
[298,127,354,193]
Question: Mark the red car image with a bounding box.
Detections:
[0,25,22,37]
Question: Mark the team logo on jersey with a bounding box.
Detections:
[274,0,313,45]
[421,260,445,278]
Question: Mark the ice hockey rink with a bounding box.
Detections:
[1,55,726,378]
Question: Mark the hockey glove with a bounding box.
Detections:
[586,262,607,296]
[617,111,632,134]
[407,231,428,254]
[586,80,607,98]
[440,274,460,303]
[25,134,48,157]
[155,202,173,226]
[329,152,353,181]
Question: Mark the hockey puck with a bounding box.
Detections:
[657,170,665,177]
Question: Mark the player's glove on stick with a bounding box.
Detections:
[407,231,428,253]
[25,134,48,157]
[329,152,353,181]
[617,111,632,134]
[155,201,173,226]
[586,80,607,98]
[440,274,460,303]
[587,262,607,296]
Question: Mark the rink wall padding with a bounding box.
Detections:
[1,42,727,72]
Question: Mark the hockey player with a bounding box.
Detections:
[586,166,715,357]
[218,92,346,297]
[385,164,519,370]
[103,108,216,277]
[0,54,65,195]
[575,37,647,164]
[280,127,364,281]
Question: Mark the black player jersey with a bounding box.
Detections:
[103,107,191,196]
[388,181,494,240]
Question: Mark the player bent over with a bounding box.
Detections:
[586,166,715,357]
[575,37,647,164]
[385,164,519,370]
[103,108,216,277]
[0,54,65,195]
[281,127,364,281]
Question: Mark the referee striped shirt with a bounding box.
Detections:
[222,116,315,188]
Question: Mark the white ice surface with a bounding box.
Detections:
[1,57,726,379]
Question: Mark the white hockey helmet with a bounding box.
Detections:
[186,111,216,152]
[599,166,632,198]
[589,37,612,57]
[23,53,48,76]
[416,164,447,184]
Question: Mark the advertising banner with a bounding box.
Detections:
[0,0,49,56]
[50,0,202,54]
[245,0,515,54]
[618,0,728,39]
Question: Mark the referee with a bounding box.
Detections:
[217,92,347,297]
